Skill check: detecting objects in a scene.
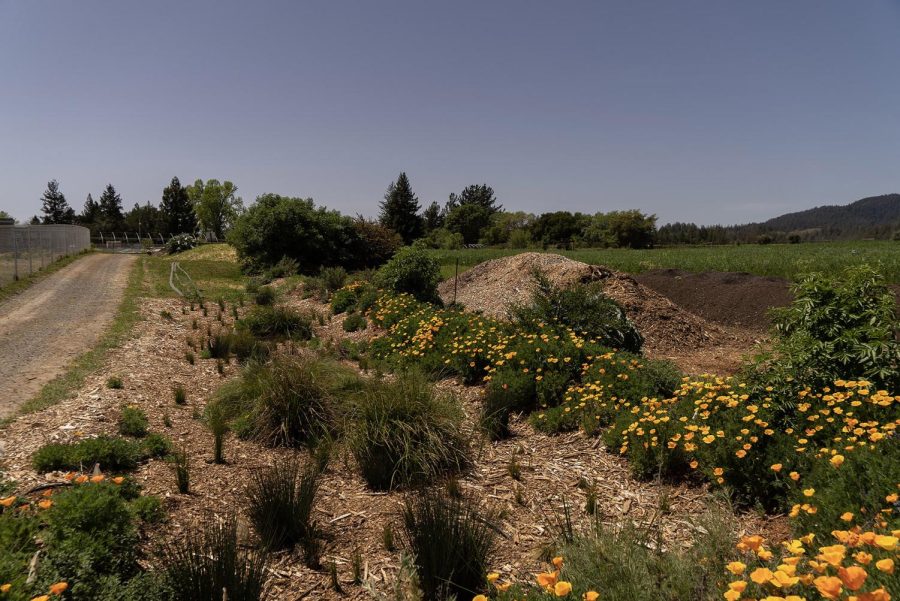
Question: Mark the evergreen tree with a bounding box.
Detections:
[422,201,444,232]
[98,184,125,231]
[80,193,100,223]
[40,179,76,224]
[160,176,196,235]
[379,172,423,244]
[30,215,41,225]
[446,184,501,214]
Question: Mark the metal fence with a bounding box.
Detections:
[0,224,92,288]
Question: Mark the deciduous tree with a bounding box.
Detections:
[188,179,243,239]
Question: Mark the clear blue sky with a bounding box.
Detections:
[1,1,898,225]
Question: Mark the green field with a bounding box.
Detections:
[428,240,900,283]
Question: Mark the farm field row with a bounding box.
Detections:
[428,240,900,282]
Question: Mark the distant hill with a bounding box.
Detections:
[658,194,900,244]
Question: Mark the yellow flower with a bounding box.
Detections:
[829,454,844,467]
[552,556,564,569]
[486,573,499,583]
[725,561,746,575]
[48,582,68,595]
[770,463,783,472]
[803,488,815,497]
[554,581,573,597]
[789,471,800,481]
[1,583,11,593]
[875,558,894,574]
[840,512,854,522]
[31,596,50,601]
[837,565,867,591]
[583,593,599,601]
[0,497,15,508]
[727,580,747,592]
[874,535,898,551]
[37,500,53,510]
[90,474,105,484]
[750,567,774,585]
[770,570,799,588]
[494,582,511,592]
[112,476,125,485]
[813,575,843,600]
[723,591,740,601]
[473,596,488,601]
[537,571,559,590]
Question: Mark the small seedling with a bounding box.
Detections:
[216,359,225,375]
[382,523,395,552]
[171,447,190,494]
[191,318,198,330]
[160,310,173,320]
[185,351,195,365]
[351,549,363,584]
[106,376,123,389]
[163,413,172,428]
[173,385,187,405]
[507,455,522,481]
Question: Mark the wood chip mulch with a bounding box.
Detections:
[0,285,783,600]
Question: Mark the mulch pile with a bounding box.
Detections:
[437,252,752,360]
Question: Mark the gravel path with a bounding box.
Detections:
[0,253,136,417]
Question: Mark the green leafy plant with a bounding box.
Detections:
[118,406,149,438]
[342,312,367,332]
[510,271,643,353]
[239,305,313,340]
[321,266,348,293]
[374,245,442,304]
[106,376,124,389]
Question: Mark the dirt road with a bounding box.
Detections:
[0,253,136,417]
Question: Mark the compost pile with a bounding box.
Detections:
[437,252,725,354]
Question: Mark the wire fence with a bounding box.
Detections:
[0,224,92,289]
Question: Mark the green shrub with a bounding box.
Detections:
[118,406,149,438]
[106,376,124,389]
[40,483,140,598]
[141,433,172,458]
[510,272,643,354]
[0,511,38,594]
[268,256,299,278]
[349,371,469,490]
[130,495,165,524]
[747,265,899,394]
[320,266,348,293]
[342,312,367,332]
[374,245,442,304]
[240,305,313,340]
[245,459,321,565]
[330,287,357,314]
[254,286,276,306]
[33,436,142,472]
[160,514,269,601]
[401,490,496,601]
[165,234,198,254]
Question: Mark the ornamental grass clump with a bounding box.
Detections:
[245,458,322,566]
[350,370,469,490]
[239,305,313,340]
[160,513,269,601]
[401,490,496,601]
[212,355,361,447]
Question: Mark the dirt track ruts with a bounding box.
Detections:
[0,253,136,417]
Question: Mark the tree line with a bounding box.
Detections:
[32,177,243,239]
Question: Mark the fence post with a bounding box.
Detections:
[27,227,33,275]
[12,228,19,281]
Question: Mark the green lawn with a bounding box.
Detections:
[144,244,246,302]
[428,241,900,283]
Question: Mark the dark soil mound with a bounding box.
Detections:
[634,269,793,332]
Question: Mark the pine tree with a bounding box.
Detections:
[160,176,197,235]
[40,179,76,224]
[98,184,124,231]
[81,193,100,223]
[378,172,423,244]
[446,184,501,214]
[422,201,444,232]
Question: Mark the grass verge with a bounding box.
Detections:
[0,250,91,304]
[8,256,145,420]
